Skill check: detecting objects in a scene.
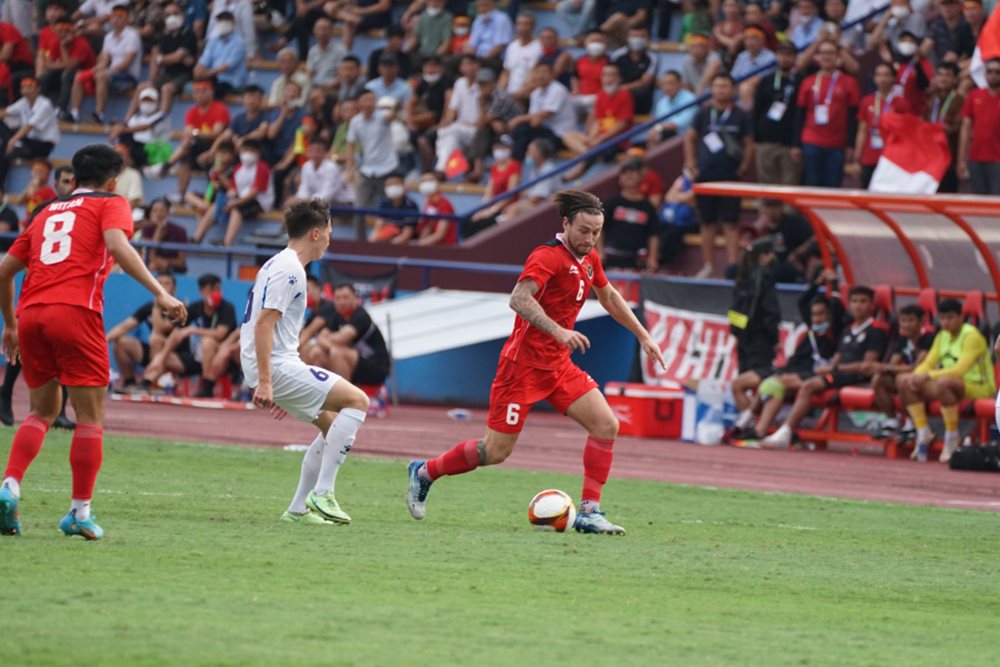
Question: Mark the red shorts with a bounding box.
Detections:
[486,357,598,434]
[18,303,109,388]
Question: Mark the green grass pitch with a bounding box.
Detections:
[1,432,999,666]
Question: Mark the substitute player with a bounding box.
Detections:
[0,144,187,540]
[406,190,667,535]
[241,200,371,525]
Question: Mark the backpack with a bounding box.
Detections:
[948,443,1000,472]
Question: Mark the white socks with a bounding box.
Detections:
[71,499,91,521]
[2,477,19,497]
[313,408,366,496]
[735,409,754,430]
[288,434,325,514]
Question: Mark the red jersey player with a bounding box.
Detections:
[0,144,186,540]
[406,190,666,534]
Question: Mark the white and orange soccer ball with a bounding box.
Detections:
[527,489,577,532]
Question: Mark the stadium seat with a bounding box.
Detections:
[916,288,938,333]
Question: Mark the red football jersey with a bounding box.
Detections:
[9,191,134,315]
[500,236,609,370]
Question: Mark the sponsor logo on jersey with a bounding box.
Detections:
[569,265,579,275]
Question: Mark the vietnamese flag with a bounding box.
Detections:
[868,111,950,194]
[970,5,1000,88]
[443,149,469,179]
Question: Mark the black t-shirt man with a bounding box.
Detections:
[893,331,935,365]
[691,104,753,182]
[821,318,889,388]
[602,193,659,269]
[753,71,800,145]
[328,306,391,385]
[158,28,199,80]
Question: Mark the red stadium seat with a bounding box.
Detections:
[916,288,938,333]
[872,285,895,327]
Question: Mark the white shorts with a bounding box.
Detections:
[269,359,342,422]
[994,391,1000,434]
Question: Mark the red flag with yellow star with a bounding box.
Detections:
[444,149,469,179]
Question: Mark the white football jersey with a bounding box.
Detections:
[240,248,307,387]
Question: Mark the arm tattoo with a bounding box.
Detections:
[510,281,560,335]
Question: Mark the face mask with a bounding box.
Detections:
[426,6,442,16]
[890,5,909,18]
[628,36,647,51]
[896,41,917,57]
[602,84,618,95]
[418,180,438,196]
[493,148,511,161]
[586,42,606,57]
[385,184,405,199]
[377,108,393,121]
[216,20,234,36]
[164,14,184,31]
[139,101,157,114]
[454,26,469,36]
[207,290,223,309]
[423,73,442,84]
[811,321,831,335]
[239,151,257,165]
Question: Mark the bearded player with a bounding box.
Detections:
[0,144,187,540]
[406,190,667,534]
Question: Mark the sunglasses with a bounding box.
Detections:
[987,69,1000,74]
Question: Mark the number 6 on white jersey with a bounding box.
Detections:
[40,211,75,266]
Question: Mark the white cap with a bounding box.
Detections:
[139,88,159,101]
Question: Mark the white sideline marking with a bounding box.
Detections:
[943,499,1000,507]
[679,518,818,531]
[30,487,283,501]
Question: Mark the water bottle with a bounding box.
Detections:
[447,408,472,422]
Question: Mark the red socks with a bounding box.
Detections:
[426,439,480,480]
[581,435,614,503]
[69,424,103,501]
[3,416,49,482]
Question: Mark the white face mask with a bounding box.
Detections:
[385,184,404,199]
[139,100,157,114]
[239,151,257,165]
[586,42,606,57]
[423,73,442,84]
[493,148,511,161]
[377,108,393,121]
[418,180,438,196]
[454,26,469,36]
[426,6,442,16]
[896,41,917,56]
[602,84,618,95]
[890,5,910,18]
[216,20,234,36]
[627,36,647,51]
[164,14,184,31]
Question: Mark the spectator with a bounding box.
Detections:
[468,134,521,232]
[111,87,171,170]
[0,77,59,188]
[206,0,257,60]
[467,67,523,182]
[789,0,823,49]
[924,61,962,193]
[308,17,347,94]
[849,61,910,189]
[510,60,576,161]
[657,170,699,266]
[134,0,168,48]
[892,31,933,115]
[728,237,780,390]
[684,73,753,278]
[433,55,481,175]
[405,0,454,61]
[330,96,360,161]
[796,19,861,75]
[556,0,596,40]
[447,15,473,59]
[620,146,664,208]
[752,41,801,185]
[335,0,392,51]
[600,0,653,49]
[500,137,560,218]
[612,25,657,114]
[870,0,926,57]
[113,142,144,208]
[732,26,776,109]
[53,164,74,196]
[562,62,635,180]
[744,2,778,50]
[266,80,306,166]
[713,0,746,59]
[537,27,574,89]
[601,160,660,271]
[37,18,95,115]
[68,5,141,124]
[287,0,332,60]
[958,57,1000,195]
[407,55,452,173]
[346,90,399,241]
[144,2,197,114]
[650,70,698,143]
[288,137,350,206]
[369,173,421,243]
[268,47,311,108]
[0,20,33,85]
[188,140,236,241]
[72,0,116,39]
[964,0,985,42]
[305,283,391,388]
[161,79,231,201]
[681,34,721,95]
[144,273,238,398]
[415,172,458,245]
[330,56,365,104]
[194,10,248,98]
[139,198,188,273]
[219,140,273,246]
[365,52,412,105]
[500,13,542,99]
[868,304,933,438]
[680,0,714,43]
[794,40,859,188]
[299,275,334,348]
[35,1,69,69]
[922,0,974,66]
[824,0,863,55]
[213,84,270,163]
[757,199,814,282]
[107,272,180,393]
[5,158,54,216]
[367,25,412,83]
[573,32,609,114]
[466,0,513,66]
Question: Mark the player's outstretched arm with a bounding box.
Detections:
[104,228,188,324]
[252,308,283,410]
[509,279,590,354]
[0,253,26,363]
[594,282,666,370]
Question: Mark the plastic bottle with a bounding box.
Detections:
[447,408,472,422]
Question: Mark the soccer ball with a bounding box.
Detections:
[527,489,577,532]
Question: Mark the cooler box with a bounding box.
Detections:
[604,382,685,439]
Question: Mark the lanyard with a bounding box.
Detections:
[774,72,793,103]
[710,106,732,130]
[900,61,915,85]
[873,90,897,125]
[812,71,839,106]
[931,92,955,123]
[808,331,823,366]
